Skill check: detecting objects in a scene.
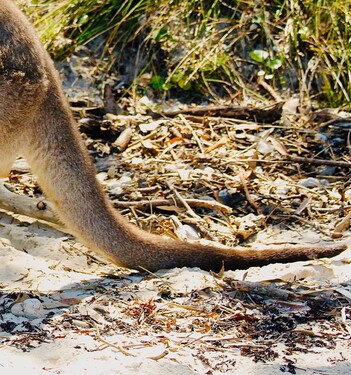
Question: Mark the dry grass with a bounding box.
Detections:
[19,0,351,107]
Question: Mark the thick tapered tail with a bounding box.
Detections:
[110,232,347,272]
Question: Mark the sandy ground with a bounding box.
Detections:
[0,210,350,375]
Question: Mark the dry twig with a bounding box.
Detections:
[112,198,232,214]
[286,155,351,168]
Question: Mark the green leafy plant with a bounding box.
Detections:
[19,0,351,107]
[249,49,283,80]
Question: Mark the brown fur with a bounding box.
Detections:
[0,1,346,272]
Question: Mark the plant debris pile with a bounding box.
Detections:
[53,96,351,247]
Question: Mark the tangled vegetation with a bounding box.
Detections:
[20,0,351,106]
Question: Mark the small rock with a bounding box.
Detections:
[298,177,329,188]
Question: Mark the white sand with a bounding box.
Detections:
[0,211,350,374]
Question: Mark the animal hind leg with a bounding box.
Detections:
[0,76,41,178]
[0,99,26,178]
[0,117,20,178]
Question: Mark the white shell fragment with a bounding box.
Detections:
[11,298,45,320]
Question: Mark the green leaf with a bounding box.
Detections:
[298,26,310,41]
[78,15,89,25]
[171,70,185,83]
[178,77,191,90]
[266,58,282,70]
[152,27,169,42]
[151,75,164,90]
[162,82,172,91]
[250,49,269,63]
